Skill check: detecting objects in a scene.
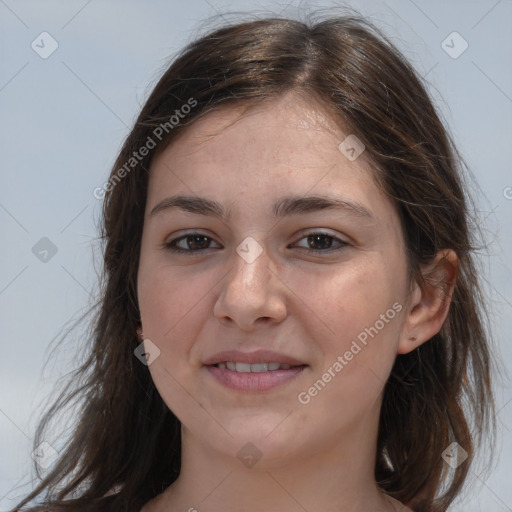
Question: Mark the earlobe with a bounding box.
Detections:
[397,249,458,354]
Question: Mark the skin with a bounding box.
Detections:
[137,93,458,512]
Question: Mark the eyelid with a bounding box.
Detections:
[292,230,349,252]
[162,230,221,253]
[293,228,349,244]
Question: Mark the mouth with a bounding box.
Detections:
[212,361,302,372]
[204,352,308,392]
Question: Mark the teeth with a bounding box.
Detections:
[251,363,268,372]
[235,362,251,372]
[217,362,295,372]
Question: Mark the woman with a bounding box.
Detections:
[13,12,495,512]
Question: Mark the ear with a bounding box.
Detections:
[397,249,458,354]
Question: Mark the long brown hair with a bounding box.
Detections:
[12,11,496,512]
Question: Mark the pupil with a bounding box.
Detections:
[188,235,209,250]
[308,234,332,250]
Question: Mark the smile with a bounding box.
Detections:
[214,361,296,372]
[206,363,307,391]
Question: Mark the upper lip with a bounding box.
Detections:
[203,349,306,366]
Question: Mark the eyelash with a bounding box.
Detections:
[162,231,349,255]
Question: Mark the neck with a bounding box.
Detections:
[147,407,404,512]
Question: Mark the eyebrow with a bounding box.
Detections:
[149,194,373,221]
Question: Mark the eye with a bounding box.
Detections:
[163,230,349,255]
[163,233,221,254]
[292,231,349,253]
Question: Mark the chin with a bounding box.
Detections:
[202,418,312,469]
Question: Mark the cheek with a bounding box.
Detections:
[138,262,215,421]
[302,258,406,377]
[306,260,402,331]
[291,269,405,429]
[137,258,205,356]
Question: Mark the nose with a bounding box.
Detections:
[213,238,287,331]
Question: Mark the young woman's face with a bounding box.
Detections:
[137,94,412,468]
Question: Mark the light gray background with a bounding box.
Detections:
[1,1,511,510]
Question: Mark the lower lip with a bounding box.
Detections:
[206,365,307,391]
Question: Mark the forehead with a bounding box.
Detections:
[176,94,342,155]
[147,93,391,221]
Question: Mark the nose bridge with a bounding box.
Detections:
[213,234,286,327]
[231,234,272,296]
